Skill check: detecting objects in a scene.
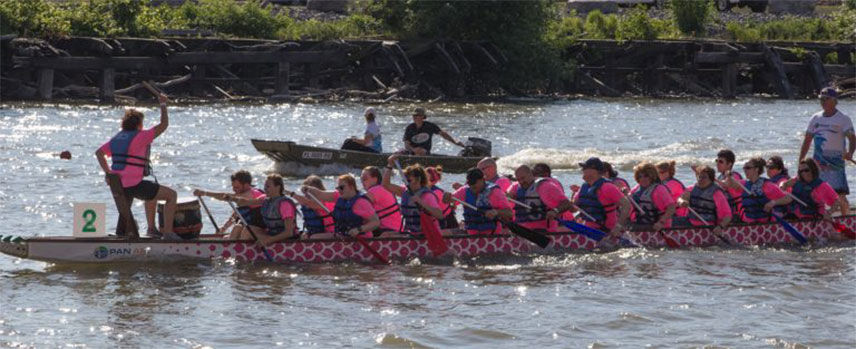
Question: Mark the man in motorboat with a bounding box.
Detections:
[401,107,466,155]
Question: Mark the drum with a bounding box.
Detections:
[157,197,202,239]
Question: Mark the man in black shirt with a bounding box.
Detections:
[402,107,465,155]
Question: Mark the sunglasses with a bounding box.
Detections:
[798,168,811,173]
[336,185,346,191]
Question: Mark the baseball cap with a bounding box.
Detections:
[819,87,838,99]
[413,107,426,117]
[578,157,605,172]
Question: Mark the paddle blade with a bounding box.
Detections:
[505,222,551,248]
[832,222,856,239]
[420,213,448,256]
[660,231,680,248]
[354,235,390,264]
[773,214,807,245]
[558,219,606,241]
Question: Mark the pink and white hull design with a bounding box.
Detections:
[1,216,853,264]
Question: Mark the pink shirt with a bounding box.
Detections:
[351,197,375,220]
[573,181,624,230]
[544,177,575,222]
[739,179,787,223]
[432,186,451,217]
[630,184,675,228]
[685,185,732,226]
[278,198,295,219]
[792,181,839,218]
[664,179,687,217]
[488,176,512,192]
[366,185,402,231]
[453,185,512,234]
[719,172,744,204]
[99,128,155,188]
[508,180,568,231]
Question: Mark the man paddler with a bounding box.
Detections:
[95,92,178,239]
[193,170,265,239]
[443,168,513,235]
[452,157,510,191]
[799,87,854,217]
[508,165,573,232]
[570,157,631,237]
[402,107,465,155]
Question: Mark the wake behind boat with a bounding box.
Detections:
[1,216,852,264]
[252,139,487,174]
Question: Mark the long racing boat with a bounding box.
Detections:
[1,216,853,264]
[251,139,484,174]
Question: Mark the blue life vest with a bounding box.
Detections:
[261,196,297,235]
[689,184,724,224]
[462,184,500,232]
[631,183,667,225]
[514,178,549,223]
[791,178,823,217]
[301,205,332,235]
[371,134,382,153]
[109,130,151,176]
[236,188,264,224]
[400,187,436,233]
[769,173,789,184]
[740,178,772,220]
[332,193,371,234]
[577,178,616,227]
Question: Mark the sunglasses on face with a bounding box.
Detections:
[798,168,811,174]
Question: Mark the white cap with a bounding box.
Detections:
[364,107,376,116]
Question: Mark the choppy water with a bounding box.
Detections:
[1,98,854,348]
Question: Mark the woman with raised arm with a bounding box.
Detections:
[382,154,444,236]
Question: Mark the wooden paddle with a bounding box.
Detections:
[784,191,855,239]
[305,191,390,264]
[394,160,449,256]
[453,197,550,248]
[227,201,274,262]
[733,181,807,244]
[197,195,220,233]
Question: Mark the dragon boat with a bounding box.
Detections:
[0,216,852,264]
[251,139,487,174]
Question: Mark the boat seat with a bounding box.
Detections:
[106,173,139,238]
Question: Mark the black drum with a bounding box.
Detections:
[158,198,202,239]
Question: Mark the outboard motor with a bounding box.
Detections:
[458,137,491,157]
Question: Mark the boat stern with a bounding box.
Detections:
[0,235,28,259]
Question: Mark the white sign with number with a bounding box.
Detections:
[73,203,106,237]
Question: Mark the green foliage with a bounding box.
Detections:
[615,6,658,41]
[584,10,617,39]
[725,21,761,42]
[545,13,584,51]
[846,0,856,10]
[723,8,856,42]
[0,0,70,38]
[824,51,838,64]
[194,0,293,39]
[788,47,807,60]
[670,0,712,36]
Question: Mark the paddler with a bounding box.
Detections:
[656,160,686,217]
[193,170,265,239]
[712,149,745,217]
[602,161,631,194]
[722,157,792,223]
[780,159,841,221]
[676,166,733,234]
[570,157,631,237]
[766,156,791,186]
[402,107,465,155]
[798,87,854,217]
[533,162,574,221]
[382,154,445,236]
[222,174,299,245]
[426,166,459,229]
[443,168,513,235]
[95,92,178,239]
[508,165,573,232]
[290,175,336,238]
[629,163,676,230]
[341,107,383,153]
[452,157,510,191]
[302,174,380,239]
[359,166,403,234]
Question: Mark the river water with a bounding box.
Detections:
[0,99,854,348]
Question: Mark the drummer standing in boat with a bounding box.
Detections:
[402,107,466,155]
[798,87,854,216]
[95,92,178,239]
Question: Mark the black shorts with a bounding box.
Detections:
[124,180,160,201]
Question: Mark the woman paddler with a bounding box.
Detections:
[780,159,841,221]
[570,157,631,237]
[723,157,792,223]
[382,154,445,236]
[676,166,733,234]
[629,162,676,230]
[427,166,459,229]
[656,160,686,217]
[766,156,791,186]
[443,168,513,235]
[302,174,380,239]
[222,174,298,246]
[287,175,336,238]
[359,166,403,236]
[602,161,631,194]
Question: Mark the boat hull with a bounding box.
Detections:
[251,139,483,174]
[1,216,853,264]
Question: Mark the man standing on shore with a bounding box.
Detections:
[799,87,854,216]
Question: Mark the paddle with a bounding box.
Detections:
[625,194,680,248]
[784,191,855,240]
[394,160,449,256]
[568,189,637,247]
[734,181,807,244]
[305,191,390,264]
[556,219,606,241]
[227,201,274,262]
[197,195,220,233]
[453,197,550,248]
[687,206,731,245]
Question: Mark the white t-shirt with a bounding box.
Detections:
[807,110,853,156]
[365,121,382,152]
